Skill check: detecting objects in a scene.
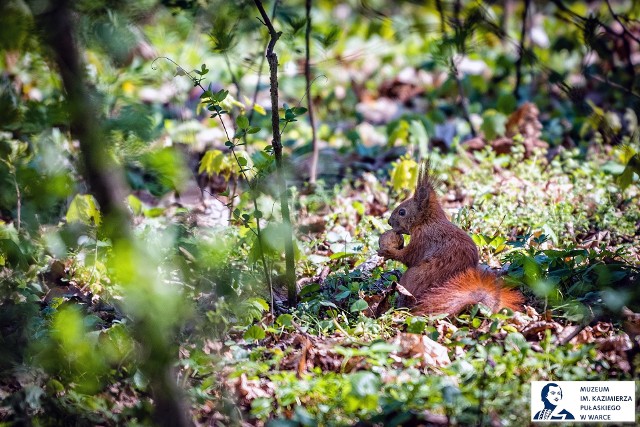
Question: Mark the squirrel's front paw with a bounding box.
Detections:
[379,230,404,250]
[378,230,403,259]
[377,248,391,258]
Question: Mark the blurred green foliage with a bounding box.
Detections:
[0,0,638,425]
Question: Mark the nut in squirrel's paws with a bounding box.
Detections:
[379,230,404,250]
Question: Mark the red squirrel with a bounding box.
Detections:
[377,163,523,315]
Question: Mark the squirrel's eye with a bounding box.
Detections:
[398,208,406,216]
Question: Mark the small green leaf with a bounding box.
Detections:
[276,314,293,327]
[292,106,308,115]
[253,104,266,115]
[284,110,295,120]
[504,331,529,351]
[335,290,351,300]
[390,156,419,192]
[490,320,499,333]
[214,89,229,102]
[66,194,101,226]
[406,316,426,334]
[237,156,248,166]
[472,234,488,247]
[127,194,143,215]
[248,126,261,134]
[350,299,369,312]
[143,207,165,218]
[244,325,266,341]
[299,283,320,296]
[250,297,269,311]
[237,115,249,129]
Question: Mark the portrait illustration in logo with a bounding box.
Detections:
[533,383,575,420]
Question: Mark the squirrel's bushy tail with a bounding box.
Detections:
[414,268,523,315]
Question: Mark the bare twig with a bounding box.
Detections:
[247,1,278,125]
[552,0,636,80]
[254,0,298,307]
[588,73,640,100]
[605,0,640,45]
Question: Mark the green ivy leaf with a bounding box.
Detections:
[350,299,368,312]
[243,325,266,341]
[276,314,293,327]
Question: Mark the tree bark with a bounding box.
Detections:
[36,1,130,240]
[35,3,191,426]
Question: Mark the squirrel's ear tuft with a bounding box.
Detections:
[415,159,433,203]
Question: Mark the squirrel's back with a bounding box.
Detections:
[414,268,523,315]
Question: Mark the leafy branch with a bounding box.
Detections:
[152,56,276,311]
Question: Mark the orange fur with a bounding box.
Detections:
[414,268,524,315]
[378,162,523,315]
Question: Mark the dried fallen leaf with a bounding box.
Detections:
[391,333,450,367]
[395,283,414,297]
[522,321,559,339]
[231,374,272,401]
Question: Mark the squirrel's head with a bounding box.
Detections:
[388,162,435,234]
